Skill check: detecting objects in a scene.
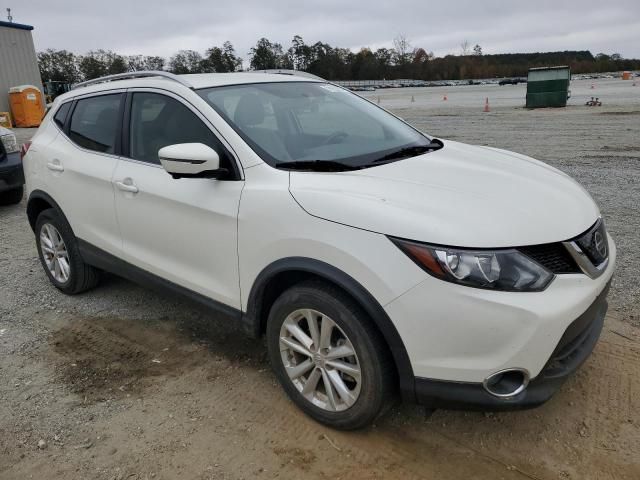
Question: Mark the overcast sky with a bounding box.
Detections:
[11,0,640,61]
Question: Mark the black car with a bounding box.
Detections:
[0,127,24,205]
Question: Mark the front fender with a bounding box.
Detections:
[243,256,417,402]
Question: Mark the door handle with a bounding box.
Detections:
[47,160,64,172]
[115,180,139,194]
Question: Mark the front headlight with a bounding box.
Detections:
[1,133,18,154]
[390,237,554,292]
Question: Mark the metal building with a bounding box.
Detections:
[0,20,43,114]
[526,66,571,108]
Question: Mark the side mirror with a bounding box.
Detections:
[158,143,227,179]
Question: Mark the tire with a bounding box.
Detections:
[35,208,100,294]
[0,186,23,206]
[267,280,395,430]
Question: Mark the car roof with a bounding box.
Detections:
[183,72,322,88]
[55,72,323,104]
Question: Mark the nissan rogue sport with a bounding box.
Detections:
[22,71,615,429]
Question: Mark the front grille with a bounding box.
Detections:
[574,219,609,266]
[518,243,580,274]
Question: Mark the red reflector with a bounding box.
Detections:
[20,141,32,161]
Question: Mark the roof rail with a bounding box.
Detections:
[250,69,325,81]
[71,71,193,90]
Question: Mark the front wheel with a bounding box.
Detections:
[266,281,395,430]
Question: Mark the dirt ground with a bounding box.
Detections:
[1,78,639,480]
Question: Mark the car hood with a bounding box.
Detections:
[289,140,599,247]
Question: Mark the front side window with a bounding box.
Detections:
[198,82,438,171]
[69,94,123,154]
[129,92,230,168]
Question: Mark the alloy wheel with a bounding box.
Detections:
[40,223,70,283]
[279,309,362,412]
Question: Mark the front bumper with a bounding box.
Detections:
[385,235,615,384]
[0,153,24,192]
[413,281,609,410]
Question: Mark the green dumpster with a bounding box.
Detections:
[526,66,571,108]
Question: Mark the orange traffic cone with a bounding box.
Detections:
[483,97,490,112]
[443,93,448,101]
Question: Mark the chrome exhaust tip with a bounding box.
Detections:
[483,368,530,398]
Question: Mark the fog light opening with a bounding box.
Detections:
[483,369,529,398]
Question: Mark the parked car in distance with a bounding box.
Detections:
[23,71,615,430]
[499,77,527,85]
[0,126,24,205]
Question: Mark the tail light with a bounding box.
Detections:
[20,141,32,161]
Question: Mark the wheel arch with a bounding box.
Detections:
[243,257,416,401]
[27,190,67,232]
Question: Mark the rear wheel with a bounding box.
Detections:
[0,186,23,206]
[35,208,100,294]
[267,281,395,429]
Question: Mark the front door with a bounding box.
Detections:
[113,90,244,309]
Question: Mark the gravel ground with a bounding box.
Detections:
[1,78,639,479]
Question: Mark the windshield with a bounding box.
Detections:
[197,82,437,171]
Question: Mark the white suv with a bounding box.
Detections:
[23,71,615,429]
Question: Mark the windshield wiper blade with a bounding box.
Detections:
[372,140,443,163]
[274,160,360,172]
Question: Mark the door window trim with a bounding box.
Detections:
[123,88,244,181]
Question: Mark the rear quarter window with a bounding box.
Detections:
[53,102,72,129]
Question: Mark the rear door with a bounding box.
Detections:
[112,89,244,309]
[43,92,125,256]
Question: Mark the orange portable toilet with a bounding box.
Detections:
[9,85,45,127]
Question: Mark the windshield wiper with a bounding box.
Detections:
[274,160,360,172]
[372,140,443,163]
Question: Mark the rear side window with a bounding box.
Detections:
[69,94,123,154]
[53,102,71,129]
[129,92,229,166]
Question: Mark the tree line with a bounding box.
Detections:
[37,35,640,84]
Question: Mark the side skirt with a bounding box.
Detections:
[77,239,242,322]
